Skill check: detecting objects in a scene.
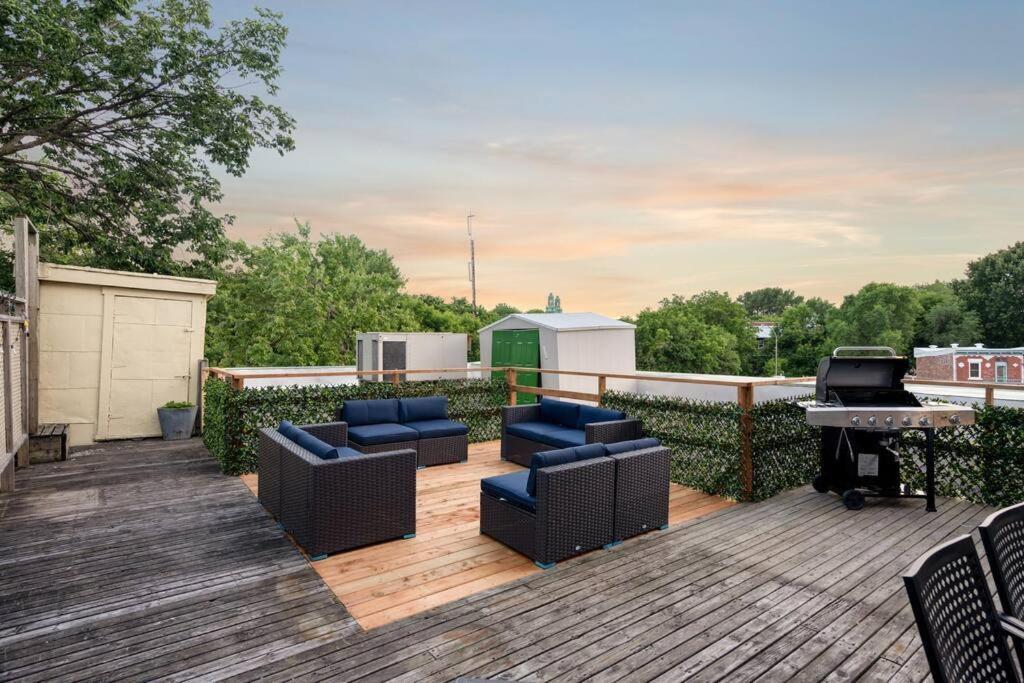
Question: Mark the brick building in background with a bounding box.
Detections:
[914,344,1024,383]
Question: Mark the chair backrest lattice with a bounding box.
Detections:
[981,503,1024,620]
[904,535,1019,683]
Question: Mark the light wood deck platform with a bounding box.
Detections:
[1,437,994,681]
[241,440,735,629]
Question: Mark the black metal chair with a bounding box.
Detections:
[903,535,1024,683]
[980,501,1024,666]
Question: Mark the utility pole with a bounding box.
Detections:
[467,214,477,316]
[774,326,781,376]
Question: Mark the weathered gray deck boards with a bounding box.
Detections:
[0,438,359,682]
[0,438,994,681]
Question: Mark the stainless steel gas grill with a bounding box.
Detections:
[798,346,974,511]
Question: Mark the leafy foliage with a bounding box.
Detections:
[630,291,757,375]
[958,242,1024,348]
[0,0,294,279]
[773,298,836,376]
[205,224,517,367]
[203,376,508,474]
[912,282,981,348]
[827,283,923,355]
[738,287,804,318]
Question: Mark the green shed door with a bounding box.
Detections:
[491,329,540,404]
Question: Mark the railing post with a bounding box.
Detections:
[985,386,995,406]
[505,368,517,406]
[230,374,245,391]
[737,383,755,501]
[598,375,607,404]
[390,370,400,386]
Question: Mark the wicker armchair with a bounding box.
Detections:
[258,421,416,559]
[608,445,671,542]
[501,402,642,467]
[480,456,616,568]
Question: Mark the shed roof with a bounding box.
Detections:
[39,263,217,297]
[478,312,635,333]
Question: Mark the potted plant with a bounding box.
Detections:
[157,400,198,441]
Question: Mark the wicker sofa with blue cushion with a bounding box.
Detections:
[500,397,642,467]
[258,420,416,558]
[480,438,670,567]
[334,397,469,467]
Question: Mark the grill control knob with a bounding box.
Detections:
[867,416,877,427]
[884,416,894,427]
[902,416,913,427]
[919,416,930,426]
[850,416,861,426]
[949,414,961,424]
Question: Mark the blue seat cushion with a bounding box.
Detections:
[348,422,419,446]
[327,444,364,458]
[481,470,536,512]
[506,422,585,449]
[577,405,626,429]
[604,437,662,455]
[278,420,338,460]
[399,396,448,423]
[527,443,608,495]
[404,419,468,439]
[539,398,580,429]
[341,399,400,426]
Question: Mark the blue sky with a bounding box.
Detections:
[212,1,1024,315]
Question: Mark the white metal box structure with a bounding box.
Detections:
[355,332,468,381]
[478,313,636,397]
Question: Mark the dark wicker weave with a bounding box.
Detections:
[610,445,671,541]
[903,535,1024,683]
[480,457,616,567]
[980,502,1024,665]
[258,422,416,558]
[500,404,642,467]
[417,434,469,466]
[350,439,419,455]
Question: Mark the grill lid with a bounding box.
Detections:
[815,346,910,403]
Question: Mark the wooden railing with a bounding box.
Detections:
[205,364,813,500]
[904,377,1024,406]
[0,217,36,492]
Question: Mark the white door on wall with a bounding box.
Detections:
[105,295,193,438]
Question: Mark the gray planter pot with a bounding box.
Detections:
[157,407,198,441]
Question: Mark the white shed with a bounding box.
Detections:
[479,313,635,399]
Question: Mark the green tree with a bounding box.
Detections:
[0,0,295,279]
[631,291,756,374]
[958,242,1024,347]
[492,303,521,318]
[912,282,981,348]
[774,298,836,376]
[827,283,923,355]
[737,287,804,318]
[205,224,416,367]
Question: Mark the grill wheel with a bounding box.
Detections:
[842,489,866,510]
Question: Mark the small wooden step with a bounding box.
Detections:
[29,423,69,463]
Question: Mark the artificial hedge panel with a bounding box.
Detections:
[900,404,1024,508]
[203,376,507,475]
[601,391,745,500]
[750,398,820,501]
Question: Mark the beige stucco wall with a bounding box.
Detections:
[37,264,215,447]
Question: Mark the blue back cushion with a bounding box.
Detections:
[539,398,580,429]
[527,447,579,496]
[399,396,448,423]
[577,405,626,429]
[341,399,400,426]
[604,437,661,455]
[277,420,338,460]
[526,443,610,496]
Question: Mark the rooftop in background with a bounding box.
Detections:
[914,344,1024,357]
[478,312,634,333]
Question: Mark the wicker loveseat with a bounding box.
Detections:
[258,421,416,559]
[480,438,670,568]
[501,397,642,467]
[334,397,468,467]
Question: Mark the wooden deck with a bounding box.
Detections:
[0,437,994,681]
[241,440,735,629]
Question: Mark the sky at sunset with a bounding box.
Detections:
[212,1,1024,317]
